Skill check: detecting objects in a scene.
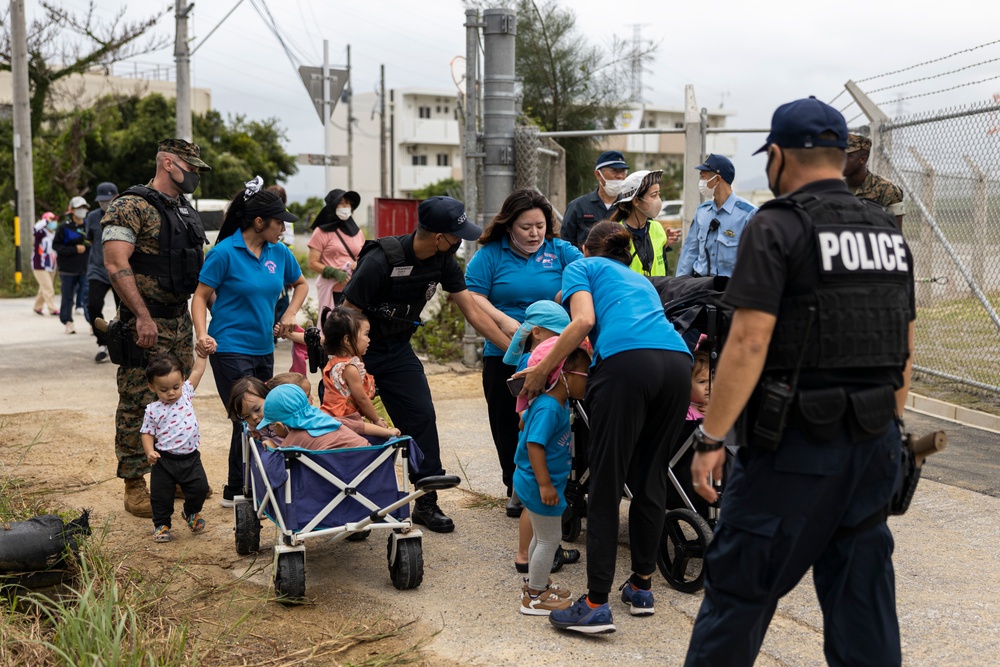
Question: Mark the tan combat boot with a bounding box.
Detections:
[124,477,153,518]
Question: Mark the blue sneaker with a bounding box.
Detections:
[619,579,655,615]
[549,594,616,634]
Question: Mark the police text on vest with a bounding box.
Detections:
[818,230,908,273]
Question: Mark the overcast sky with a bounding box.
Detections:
[34,0,1000,200]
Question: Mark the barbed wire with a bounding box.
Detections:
[857,39,1000,84]
[864,56,1000,95]
[875,73,1000,105]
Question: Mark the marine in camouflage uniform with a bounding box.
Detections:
[102,139,211,517]
[845,133,905,227]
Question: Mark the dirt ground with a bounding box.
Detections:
[2,295,999,665]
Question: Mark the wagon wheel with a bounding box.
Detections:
[657,509,713,594]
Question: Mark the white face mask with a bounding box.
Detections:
[335,207,352,221]
[602,179,625,197]
[73,207,88,219]
[698,175,718,197]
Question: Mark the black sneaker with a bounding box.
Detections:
[220,484,236,508]
[412,490,454,533]
[95,345,109,363]
[505,494,524,518]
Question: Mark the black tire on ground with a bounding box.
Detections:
[657,508,713,594]
[387,535,423,590]
[561,508,582,543]
[234,502,261,555]
[274,551,306,603]
[346,528,372,542]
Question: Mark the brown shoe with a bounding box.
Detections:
[124,477,153,518]
[520,585,573,616]
[175,484,214,499]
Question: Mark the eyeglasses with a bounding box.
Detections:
[563,371,588,378]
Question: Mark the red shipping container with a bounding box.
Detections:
[374,198,420,238]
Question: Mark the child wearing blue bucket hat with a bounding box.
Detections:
[257,384,370,451]
[503,300,571,370]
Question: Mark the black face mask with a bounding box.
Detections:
[439,236,463,256]
[766,148,785,198]
[173,166,200,195]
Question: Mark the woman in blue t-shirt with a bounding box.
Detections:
[515,220,692,632]
[191,178,308,507]
[465,188,584,514]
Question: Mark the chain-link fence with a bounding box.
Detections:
[514,124,566,217]
[879,100,1000,393]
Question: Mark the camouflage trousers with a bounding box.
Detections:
[115,312,194,480]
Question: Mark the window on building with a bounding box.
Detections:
[418,106,431,119]
[436,105,441,113]
[411,155,428,166]
[436,153,450,167]
[674,122,683,129]
[444,106,449,114]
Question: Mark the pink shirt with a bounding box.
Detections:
[308,227,366,313]
[140,381,200,454]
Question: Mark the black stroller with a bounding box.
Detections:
[559,275,733,594]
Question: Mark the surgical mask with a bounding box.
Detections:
[697,175,718,197]
[640,196,661,220]
[602,179,625,197]
[335,207,352,221]
[173,166,200,194]
[46,221,57,231]
[73,207,88,219]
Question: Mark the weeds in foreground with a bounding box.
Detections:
[454,455,505,511]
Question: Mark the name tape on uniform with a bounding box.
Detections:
[816,227,909,274]
[391,266,414,277]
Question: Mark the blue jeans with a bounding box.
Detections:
[209,352,274,491]
[59,274,89,324]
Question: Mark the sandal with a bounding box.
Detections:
[182,511,205,533]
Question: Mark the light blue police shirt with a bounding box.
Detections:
[675,192,757,278]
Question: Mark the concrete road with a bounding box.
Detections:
[1,293,998,666]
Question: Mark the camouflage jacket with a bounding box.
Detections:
[100,180,193,306]
[850,171,904,216]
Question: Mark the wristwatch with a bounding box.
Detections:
[693,424,725,452]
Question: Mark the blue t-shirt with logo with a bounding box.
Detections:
[561,256,690,364]
[465,236,583,357]
[513,394,573,517]
[199,232,302,355]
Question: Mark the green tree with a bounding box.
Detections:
[411,177,463,201]
[512,0,656,201]
[0,1,167,138]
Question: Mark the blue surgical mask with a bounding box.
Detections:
[46,221,57,231]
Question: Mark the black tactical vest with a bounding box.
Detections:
[764,193,911,374]
[360,236,443,342]
[122,185,207,297]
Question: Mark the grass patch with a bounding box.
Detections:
[914,290,1000,392]
[453,455,505,511]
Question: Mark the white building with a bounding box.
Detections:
[600,105,737,171]
[332,87,463,229]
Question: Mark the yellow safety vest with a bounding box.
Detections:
[621,219,668,277]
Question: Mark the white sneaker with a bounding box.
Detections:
[65,322,76,334]
[95,345,109,363]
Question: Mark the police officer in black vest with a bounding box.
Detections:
[344,196,511,532]
[685,98,914,666]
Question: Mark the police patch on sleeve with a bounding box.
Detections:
[815,225,909,280]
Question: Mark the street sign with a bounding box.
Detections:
[297,153,349,167]
[298,65,349,124]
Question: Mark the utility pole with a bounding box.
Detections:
[322,40,332,191]
[380,64,387,197]
[346,44,353,190]
[174,0,192,141]
[481,8,516,225]
[11,0,35,287]
[462,7,482,366]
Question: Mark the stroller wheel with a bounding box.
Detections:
[657,509,713,594]
[561,508,582,543]
[274,551,306,603]
[387,534,424,590]
[234,501,261,555]
[346,528,372,542]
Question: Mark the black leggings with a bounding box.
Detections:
[482,355,520,495]
[584,348,692,596]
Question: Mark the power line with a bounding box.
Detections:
[247,0,300,71]
[857,39,1000,84]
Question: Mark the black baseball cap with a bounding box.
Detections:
[695,154,735,184]
[595,150,628,171]
[246,193,298,222]
[95,182,119,202]
[417,196,481,241]
[753,96,848,155]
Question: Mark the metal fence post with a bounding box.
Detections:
[963,154,988,289]
[681,85,702,242]
[909,146,937,307]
